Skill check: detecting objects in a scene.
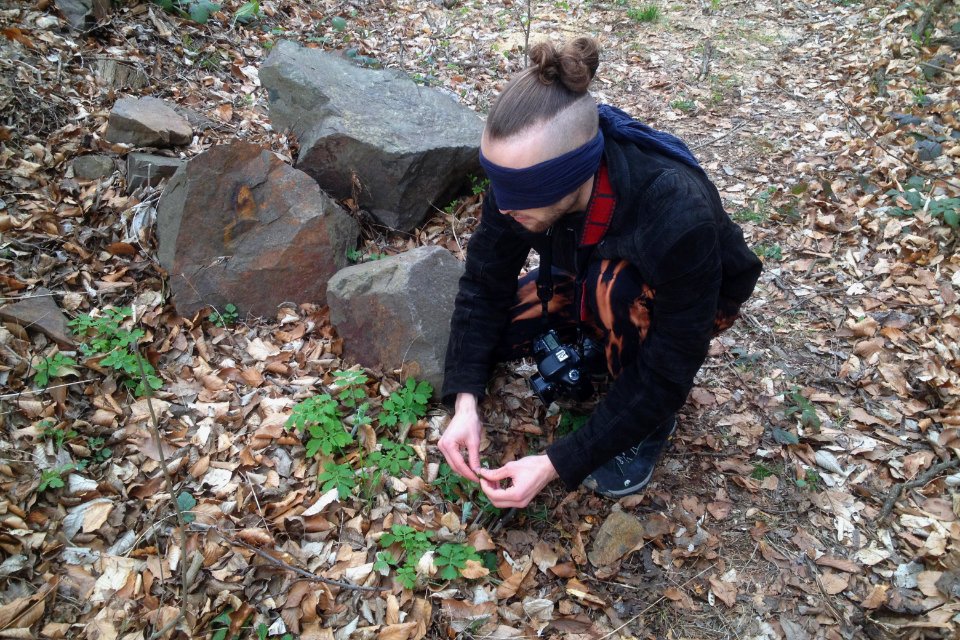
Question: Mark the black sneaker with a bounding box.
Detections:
[582,415,677,498]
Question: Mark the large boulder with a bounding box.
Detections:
[327,246,464,396]
[157,141,359,318]
[260,41,484,232]
[106,97,192,148]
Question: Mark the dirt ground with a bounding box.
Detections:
[1,1,958,639]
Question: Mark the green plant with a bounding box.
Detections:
[177,491,198,524]
[434,543,481,580]
[754,243,782,261]
[557,411,589,437]
[38,419,77,450]
[255,622,295,640]
[369,439,415,476]
[784,387,821,433]
[33,352,78,388]
[151,0,221,24]
[69,307,163,397]
[38,464,75,492]
[886,176,959,231]
[627,4,660,23]
[381,378,432,427]
[381,524,434,560]
[286,395,353,457]
[471,175,490,196]
[208,303,238,326]
[332,370,368,407]
[233,0,260,24]
[911,85,926,105]
[85,436,113,465]
[795,468,822,491]
[318,461,356,498]
[750,463,775,481]
[670,98,696,112]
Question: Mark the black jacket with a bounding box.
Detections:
[442,133,762,489]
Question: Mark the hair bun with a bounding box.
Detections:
[529,37,599,94]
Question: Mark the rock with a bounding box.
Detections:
[126,153,184,191]
[914,139,943,161]
[921,54,955,80]
[72,155,115,180]
[106,97,193,148]
[57,0,93,29]
[260,41,483,232]
[588,510,645,568]
[890,113,922,127]
[327,246,464,396]
[0,288,76,347]
[157,141,359,318]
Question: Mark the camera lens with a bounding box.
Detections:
[568,369,580,382]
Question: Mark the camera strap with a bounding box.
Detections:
[534,161,617,333]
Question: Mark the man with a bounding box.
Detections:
[438,38,761,508]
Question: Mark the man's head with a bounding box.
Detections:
[480,38,603,233]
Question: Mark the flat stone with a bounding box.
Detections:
[0,288,76,347]
[327,246,464,396]
[106,97,193,148]
[157,141,359,318]
[260,41,483,232]
[72,155,115,180]
[914,139,943,161]
[890,113,922,127]
[126,153,184,191]
[588,510,645,568]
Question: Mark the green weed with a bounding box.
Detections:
[381,378,432,427]
[670,98,696,112]
[286,394,353,457]
[207,303,238,327]
[38,419,77,450]
[754,243,782,261]
[318,461,356,498]
[784,387,821,433]
[434,543,481,580]
[369,439,415,476]
[39,464,75,492]
[627,4,660,23]
[69,307,163,397]
[33,352,77,388]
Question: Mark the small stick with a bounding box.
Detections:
[231,537,388,592]
[880,458,960,521]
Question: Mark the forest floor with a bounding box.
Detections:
[1,1,959,639]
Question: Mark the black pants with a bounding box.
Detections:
[495,259,740,377]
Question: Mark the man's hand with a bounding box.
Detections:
[478,455,559,508]
[438,393,483,482]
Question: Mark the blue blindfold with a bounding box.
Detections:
[479,130,605,211]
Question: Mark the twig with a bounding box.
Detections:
[879,457,960,521]
[691,121,747,151]
[841,101,960,190]
[523,0,533,67]
[134,314,191,640]
[914,0,945,42]
[0,379,98,400]
[596,563,717,640]
[231,537,388,592]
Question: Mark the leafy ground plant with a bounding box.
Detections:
[434,543,481,580]
[286,394,353,456]
[369,439,415,476]
[32,352,77,388]
[69,307,163,397]
[381,378,432,427]
[318,461,356,498]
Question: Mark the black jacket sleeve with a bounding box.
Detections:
[546,173,723,489]
[441,196,530,407]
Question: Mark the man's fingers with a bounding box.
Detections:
[467,439,481,476]
[478,465,511,481]
[440,439,479,482]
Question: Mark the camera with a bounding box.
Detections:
[529,329,603,406]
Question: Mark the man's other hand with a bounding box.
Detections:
[438,393,483,482]
[478,455,559,508]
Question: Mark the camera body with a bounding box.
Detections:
[529,329,602,406]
